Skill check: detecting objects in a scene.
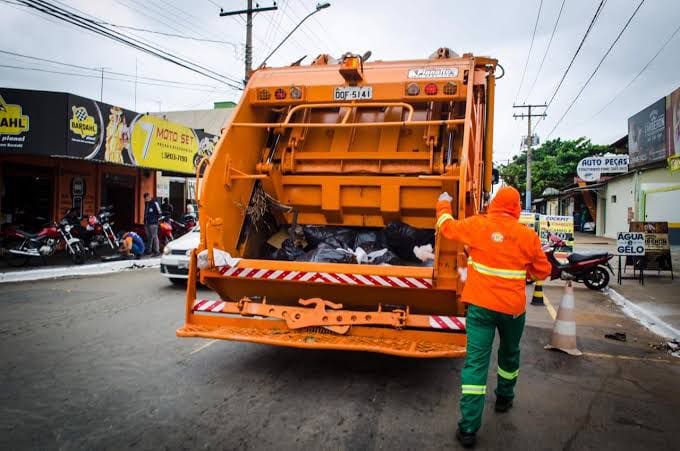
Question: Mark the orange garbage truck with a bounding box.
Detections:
[177,48,499,358]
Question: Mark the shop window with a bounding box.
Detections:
[611,195,617,203]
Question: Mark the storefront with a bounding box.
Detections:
[0,88,215,231]
[594,87,680,244]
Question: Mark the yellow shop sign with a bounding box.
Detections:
[70,105,98,138]
[0,95,29,135]
[130,115,198,173]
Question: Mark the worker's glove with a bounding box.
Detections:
[413,244,435,262]
[438,192,453,203]
[457,267,468,283]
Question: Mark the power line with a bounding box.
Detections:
[524,0,566,103]
[17,0,244,89]
[544,0,607,108]
[587,22,680,121]
[546,0,646,138]
[514,0,543,103]
[0,64,238,93]
[0,49,232,89]
[95,21,239,48]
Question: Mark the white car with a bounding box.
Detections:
[160,226,200,284]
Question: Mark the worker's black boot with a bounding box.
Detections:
[456,428,476,448]
[495,395,513,413]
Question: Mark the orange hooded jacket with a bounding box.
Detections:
[436,186,551,315]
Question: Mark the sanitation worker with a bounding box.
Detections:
[436,186,551,448]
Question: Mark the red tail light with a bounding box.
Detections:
[424,83,438,95]
[274,88,287,100]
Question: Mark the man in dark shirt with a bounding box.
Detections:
[144,192,161,257]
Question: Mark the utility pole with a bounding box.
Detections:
[513,104,546,210]
[219,1,278,85]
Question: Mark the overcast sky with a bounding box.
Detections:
[2,0,680,163]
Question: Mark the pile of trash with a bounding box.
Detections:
[262,222,435,266]
[649,339,680,358]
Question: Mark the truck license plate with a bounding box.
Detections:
[334,86,372,101]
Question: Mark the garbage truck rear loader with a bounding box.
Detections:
[177,49,498,357]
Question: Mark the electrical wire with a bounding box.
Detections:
[524,0,566,103]
[514,0,543,104]
[546,0,646,138]
[544,0,607,108]
[94,21,239,48]
[587,22,680,121]
[0,49,232,88]
[0,64,239,93]
[17,0,244,89]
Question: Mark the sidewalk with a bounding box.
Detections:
[574,232,680,340]
[0,257,160,283]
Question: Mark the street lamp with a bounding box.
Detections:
[258,2,331,69]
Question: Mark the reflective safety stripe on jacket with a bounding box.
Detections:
[467,257,526,280]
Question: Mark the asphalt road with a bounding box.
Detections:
[1,270,679,450]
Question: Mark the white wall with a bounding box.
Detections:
[603,173,635,239]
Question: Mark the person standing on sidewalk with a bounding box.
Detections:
[436,186,551,448]
[143,192,161,257]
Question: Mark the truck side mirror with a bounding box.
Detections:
[492,168,500,185]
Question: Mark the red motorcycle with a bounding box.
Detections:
[82,205,119,255]
[4,214,87,267]
[544,233,614,290]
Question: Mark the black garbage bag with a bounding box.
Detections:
[272,239,305,261]
[368,249,404,265]
[383,221,434,261]
[353,230,386,254]
[303,226,357,250]
[296,243,355,263]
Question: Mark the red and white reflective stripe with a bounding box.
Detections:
[192,299,226,313]
[217,266,433,289]
[429,315,466,330]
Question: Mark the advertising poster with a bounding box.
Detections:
[539,215,574,252]
[666,87,680,171]
[0,88,68,154]
[628,98,666,169]
[66,96,217,174]
[129,115,217,174]
[67,95,137,165]
[628,221,672,272]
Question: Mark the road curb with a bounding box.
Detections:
[608,288,680,340]
[0,258,160,284]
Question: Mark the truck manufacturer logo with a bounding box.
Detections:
[70,105,98,138]
[407,67,459,79]
[0,95,29,135]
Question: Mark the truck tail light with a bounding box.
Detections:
[290,86,302,99]
[257,89,271,100]
[424,83,438,95]
[443,82,457,95]
[274,88,287,100]
[406,83,420,96]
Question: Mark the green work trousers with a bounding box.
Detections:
[458,304,526,433]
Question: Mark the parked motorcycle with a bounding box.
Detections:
[162,213,196,239]
[5,214,87,267]
[81,205,119,255]
[544,233,614,290]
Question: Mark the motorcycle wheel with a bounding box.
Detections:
[70,242,87,265]
[584,265,609,290]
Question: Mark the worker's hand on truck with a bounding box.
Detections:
[438,191,453,203]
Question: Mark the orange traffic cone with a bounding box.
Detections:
[544,282,582,356]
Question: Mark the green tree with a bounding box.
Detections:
[498,137,609,202]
